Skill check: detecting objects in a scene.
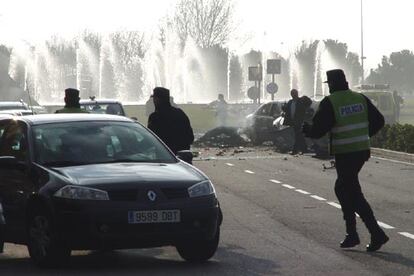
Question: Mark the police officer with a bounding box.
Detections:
[303,69,389,252]
[55,88,88,113]
[148,87,194,155]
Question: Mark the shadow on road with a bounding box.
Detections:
[0,244,279,275]
[345,249,414,269]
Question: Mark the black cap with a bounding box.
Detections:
[324,69,347,84]
[65,88,80,98]
[152,87,170,100]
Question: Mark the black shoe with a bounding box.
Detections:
[366,234,389,252]
[340,234,360,248]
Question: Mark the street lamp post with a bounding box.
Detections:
[360,0,366,85]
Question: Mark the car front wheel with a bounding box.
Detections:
[176,226,220,262]
[27,208,70,267]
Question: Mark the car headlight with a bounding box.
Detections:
[54,185,109,200]
[188,180,215,198]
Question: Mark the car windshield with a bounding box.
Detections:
[33,121,176,166]
[80,103,124,116]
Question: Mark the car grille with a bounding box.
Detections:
[107,188,189,201]
[162,188,188,199]
[108,190,138,201]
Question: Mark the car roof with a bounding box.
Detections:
[6,114,134,126]
[79,99,122,104]
[0,101,27,105]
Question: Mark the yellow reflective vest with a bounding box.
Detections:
[328,90,370,154]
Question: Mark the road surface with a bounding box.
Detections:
[0,148,413,275]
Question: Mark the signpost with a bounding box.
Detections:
[266,59,281,100]
[248,65,263,104]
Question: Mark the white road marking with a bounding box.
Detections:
[244,170,255,174]
[378,221,395,229]
[226,163,234,167]
[373,156,414,166]
[295,189,310,195]
[269,179,282,184]
[311,195,326,201]
[327,202,342,209]
[282,184,295,189]
[399,232,414,240]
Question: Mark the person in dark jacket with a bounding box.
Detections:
[303,69,389,252]
[148,87,194,155]
[282,89,312,154]
[55,88,88,114]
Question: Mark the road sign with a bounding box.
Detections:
[267,59,281,74]
[248,66,262,81]
[266,82,278,94]
[247,86,260,100]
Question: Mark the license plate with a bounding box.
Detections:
[128,210,180,224]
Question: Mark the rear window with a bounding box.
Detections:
[80,103,125,116]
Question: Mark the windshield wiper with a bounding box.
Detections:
[42,161,90,167]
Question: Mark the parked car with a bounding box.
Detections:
[0,101,33,115]
[356,85,397,124]
[242,101,286,145]
[0,114,222,267]
[79,98,126,116]
[0,109,33,116]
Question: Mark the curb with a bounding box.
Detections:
[371,148,414,164]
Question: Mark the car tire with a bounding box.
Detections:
[176,226,220,262]
[27,208,70,267]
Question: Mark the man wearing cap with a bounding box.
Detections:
[148,87,194,155]
[302,69,389,252]
[55,88,89,113]
[282,89,312,154]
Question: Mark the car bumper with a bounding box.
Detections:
[53,196,220,250]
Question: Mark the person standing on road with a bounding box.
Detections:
[282,89,312,154]
[209,93,228,127]
[55,88,88,114]
[302,69,389,252]
[148,87,194,155]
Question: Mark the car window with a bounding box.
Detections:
[270,103,281,117]
[379,95,393,111]
[0,122,28,161]
[80,103,125,116]
[256,103,272,116]
[33,121,175,166]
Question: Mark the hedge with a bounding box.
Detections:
[371,124,414,153]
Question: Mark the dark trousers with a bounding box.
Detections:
[334,153,383,236]
[293,124,307,152]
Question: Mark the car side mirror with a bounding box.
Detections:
[176,150,193,164]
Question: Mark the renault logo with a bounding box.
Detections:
[147,190,157,201]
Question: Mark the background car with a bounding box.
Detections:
[0,114,222,267]
[79,98,126,116]
[242,100,286,145]
[0,101,34,115]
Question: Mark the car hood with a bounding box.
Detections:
[50,162,206,187]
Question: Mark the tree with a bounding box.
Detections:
[367,50,414,94]
[323,39,362,86]
[173,0,233,48]
[110,30,148,101]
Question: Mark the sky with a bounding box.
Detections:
[0,0,413,71]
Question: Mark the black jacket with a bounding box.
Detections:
[282,96,312,126]
[148,106,194,154]
[307,92,385,158]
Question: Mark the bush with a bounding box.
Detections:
[371,124,414,153]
